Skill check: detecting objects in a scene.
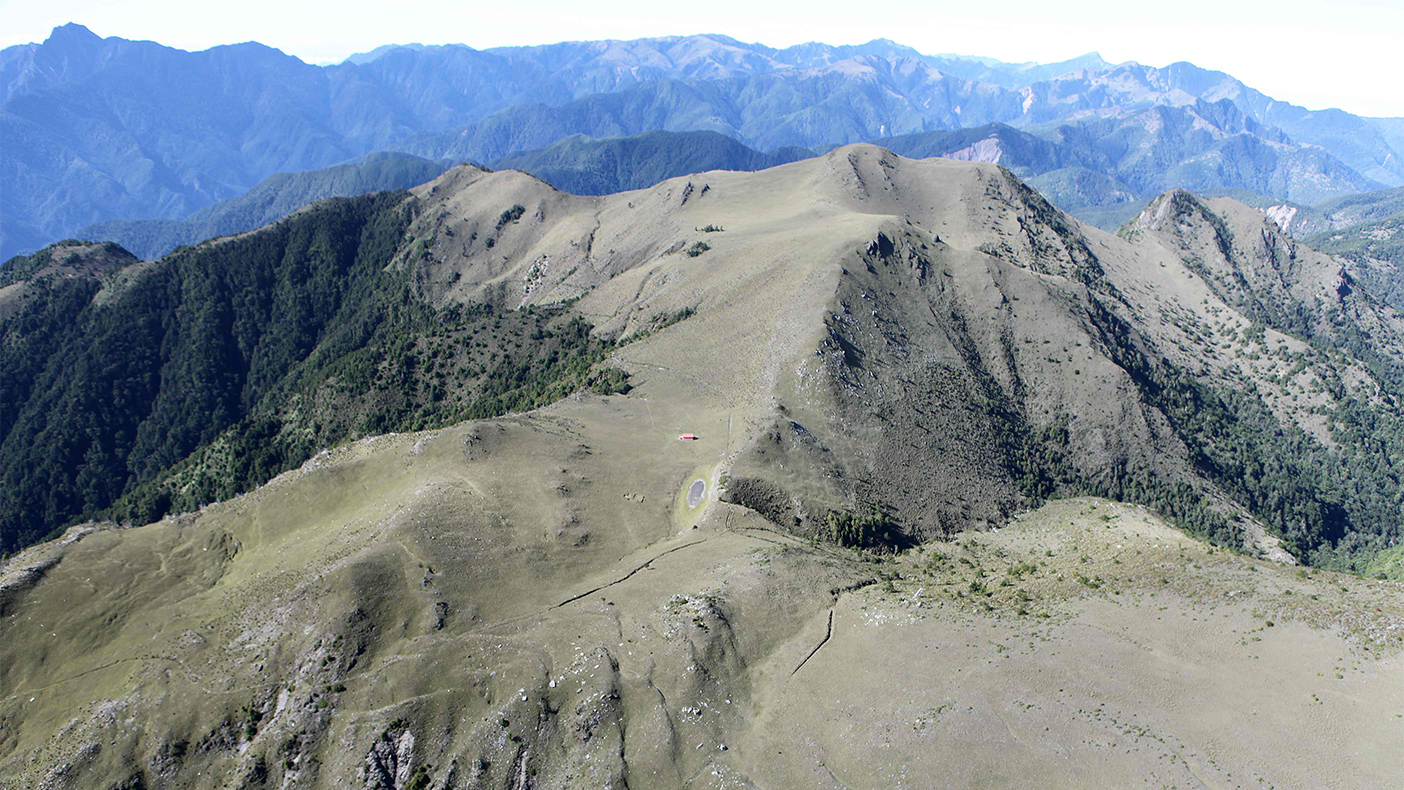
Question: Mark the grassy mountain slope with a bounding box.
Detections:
[372,148,1404,564]
[0,190,627,553]
[0,148,1401,787]
[6,146,1404,561]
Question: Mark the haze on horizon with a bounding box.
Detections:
[3,0,1402,118]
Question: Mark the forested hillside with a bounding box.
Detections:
[0,194,625,552]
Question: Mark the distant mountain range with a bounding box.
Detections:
[491,130,811,198]
[71,133,803,261]
[64,125,1402,264]
[75,152,452,261]
[396,61,1399,194]
[4,24,1402,260]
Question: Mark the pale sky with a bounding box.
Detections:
[2,0,1402,117]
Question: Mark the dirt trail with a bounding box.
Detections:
[554,538,711,608]
[791,608,834,676]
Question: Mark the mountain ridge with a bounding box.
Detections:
[5,146,1402,565]
[1,145,1402,789]
[37,119,1402,320]
[5,24,1399,259]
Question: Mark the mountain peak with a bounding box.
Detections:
[1128,188,1210,232]
[0,239,136,291]
[44,22,101,46]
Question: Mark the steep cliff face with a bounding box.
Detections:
[1129,189,1391,341]
[715,155,1188,541]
